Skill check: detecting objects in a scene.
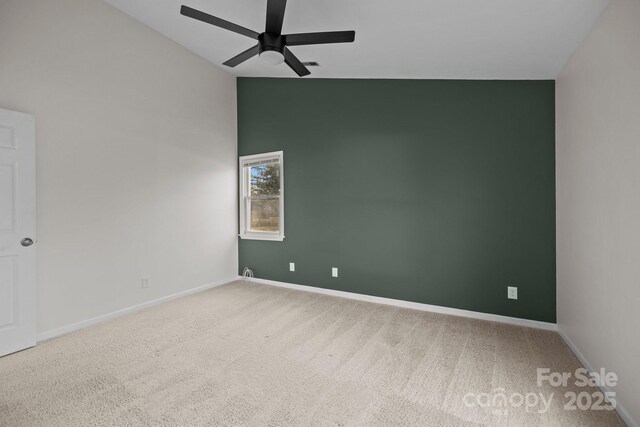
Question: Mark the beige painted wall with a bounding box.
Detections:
[557,0,640,424]
[0,0,238,334]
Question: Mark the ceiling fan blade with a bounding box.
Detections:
[180,5,259,40]
[223,45,260,67]
[284,31,355,46]
[283,48,310,77]
[265,0,287,34]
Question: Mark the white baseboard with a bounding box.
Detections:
[242,276,557,331]
[36,276,237,342]
[558,327,637,427]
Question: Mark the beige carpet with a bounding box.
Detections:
[0,281,625,426]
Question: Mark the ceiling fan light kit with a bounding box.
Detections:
[180,0,355,77]
[259,50,285,65]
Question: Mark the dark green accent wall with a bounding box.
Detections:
[238,78,556,323]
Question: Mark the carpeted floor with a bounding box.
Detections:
[0,281,625,426]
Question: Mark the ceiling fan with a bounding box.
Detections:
[180,0,355,77]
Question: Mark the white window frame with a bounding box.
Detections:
[239,151,284,241]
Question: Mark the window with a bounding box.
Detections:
[239,151,284,241]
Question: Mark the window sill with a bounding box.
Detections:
[239,233,285,241]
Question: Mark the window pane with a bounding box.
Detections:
[249,197,280,232]
[239,151,284,240]
[250,164,280,196]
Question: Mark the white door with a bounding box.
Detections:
[0,108,36,357]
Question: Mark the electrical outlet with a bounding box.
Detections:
[332,267,338,278]
[289,262,295,272]
[508,286,518,300]
[141,277,150,289]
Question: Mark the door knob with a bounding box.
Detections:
[21,238,34,247]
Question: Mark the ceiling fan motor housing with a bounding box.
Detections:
[259,32,285,55]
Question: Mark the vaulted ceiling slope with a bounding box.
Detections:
[103,0,610,79]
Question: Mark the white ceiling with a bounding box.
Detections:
[103,0,609,79]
